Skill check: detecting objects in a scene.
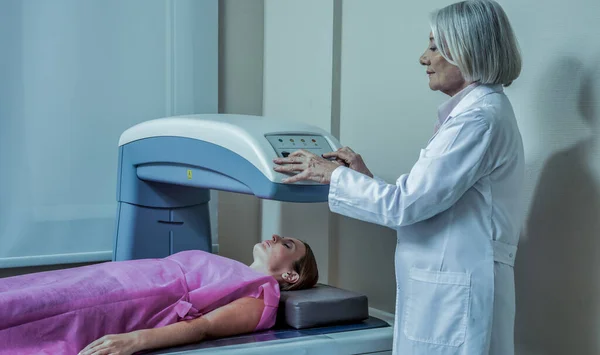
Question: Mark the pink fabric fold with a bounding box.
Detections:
[174,300,201,320]
[0,250,280,355]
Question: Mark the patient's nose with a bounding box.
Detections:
[272,234,281,243]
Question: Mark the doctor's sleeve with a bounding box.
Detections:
[328,116,493,229]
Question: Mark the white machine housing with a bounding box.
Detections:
[119,114,341,184]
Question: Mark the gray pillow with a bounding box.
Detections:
[277,283,369,329]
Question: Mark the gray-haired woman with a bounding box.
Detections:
[273,0,524,354]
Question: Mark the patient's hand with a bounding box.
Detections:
[78,297,265,355]
[78,332,142,355]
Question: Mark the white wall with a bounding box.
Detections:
[217,0,264,265]
[505,1,600,353]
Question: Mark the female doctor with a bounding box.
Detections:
[273,0,524,354]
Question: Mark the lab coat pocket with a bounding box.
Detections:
[403,267,471,347]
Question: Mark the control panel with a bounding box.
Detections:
[265,134,334,158]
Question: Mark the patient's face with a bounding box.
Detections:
[253,234,306,275]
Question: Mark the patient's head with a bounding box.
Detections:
[251,234,318,291]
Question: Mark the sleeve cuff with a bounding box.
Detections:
[329,166,377,210]
[328,165,347,208]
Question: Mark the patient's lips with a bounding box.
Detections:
[262,240,271,248]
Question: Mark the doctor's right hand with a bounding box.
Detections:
[322,147,373,178]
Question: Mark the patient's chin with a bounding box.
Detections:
[252,242,262,251]
[252,244,267,260]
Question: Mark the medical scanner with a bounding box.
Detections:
[113,114,394,354]
[113,114,335,260]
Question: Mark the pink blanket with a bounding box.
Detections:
[0,250,280,355]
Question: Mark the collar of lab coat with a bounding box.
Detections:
[437,82,480,125]
[437,83,504,126]
[428,83,504,145]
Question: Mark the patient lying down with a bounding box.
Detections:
[0,234,318,355]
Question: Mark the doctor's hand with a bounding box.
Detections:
[78,332,142,355]
[323,146,373,178]
[273,149,342,184]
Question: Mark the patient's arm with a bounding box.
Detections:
[78,297,265,355]
[140,296,265,348]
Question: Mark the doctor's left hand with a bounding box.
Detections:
[78,332,142,355]
[273,149,342,184]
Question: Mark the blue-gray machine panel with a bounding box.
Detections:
[113,136,332,261]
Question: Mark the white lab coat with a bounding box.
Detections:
[328,84,524,355]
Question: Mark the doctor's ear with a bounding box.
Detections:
[282,271,299,284]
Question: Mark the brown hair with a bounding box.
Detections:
[280,241,319,291]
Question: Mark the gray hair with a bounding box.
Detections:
[430,0,522,86]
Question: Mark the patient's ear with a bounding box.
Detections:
[282,271,299,284]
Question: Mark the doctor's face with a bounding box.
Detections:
[253,234,306,275]
[419,32,467,97]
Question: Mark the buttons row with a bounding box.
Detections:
[278,138,317,143]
